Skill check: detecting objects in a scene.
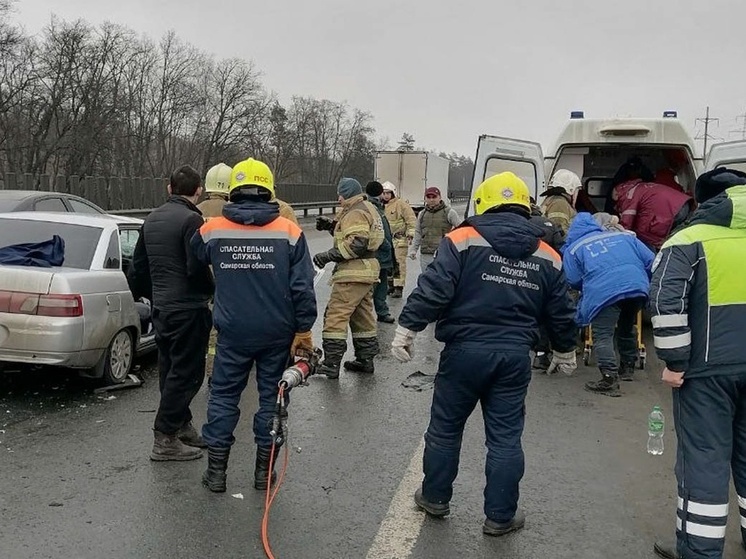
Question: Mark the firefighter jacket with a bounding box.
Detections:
[329,194,385,284]
[413,202,462,254]
[563,213,654,326]
[649,185,746,377]
[190,200,317,347]
[384,197,416,248]
[398,212,576,353]
[540,194,576,234]
[276,198,299,226]
[197,195,228,219]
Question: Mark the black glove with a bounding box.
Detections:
[316,216,335,231]
[313,252,332,268]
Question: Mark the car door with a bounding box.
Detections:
[705,140,746,173]
[468,135,545,216]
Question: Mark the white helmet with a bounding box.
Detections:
[547,169,582,196]
[381,181,397,195]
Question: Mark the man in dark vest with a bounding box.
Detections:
[408,186,462,272]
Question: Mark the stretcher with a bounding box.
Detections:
[582,310,646,369]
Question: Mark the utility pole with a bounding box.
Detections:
[731,111,746,140]
[695,106,720,157]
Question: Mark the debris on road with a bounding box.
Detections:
[93,374,143,394]
[48,502,63,507]
[401,371,436,391]
[231,493,244,500]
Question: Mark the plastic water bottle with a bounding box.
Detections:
[647,405,665,455]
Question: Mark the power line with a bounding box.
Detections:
[729,112,746,140]
[695,106,720,157]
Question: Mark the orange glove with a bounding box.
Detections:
[291,331,314,358]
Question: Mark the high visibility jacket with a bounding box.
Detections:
[331,194,384,284]
[398,212,576,352]
[190,200,317,347]
[649,185,746,377]
[540,194,576,234]
[384,197,416,248]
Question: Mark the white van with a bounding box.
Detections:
[469,111,746,214]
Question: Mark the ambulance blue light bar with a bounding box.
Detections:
[663,111,678,118]
[570,111,585,119]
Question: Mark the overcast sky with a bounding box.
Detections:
[12,0,746,157]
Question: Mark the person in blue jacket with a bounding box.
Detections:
[392,172,577,537]
[563,212,654,396]
[190,157,317,493]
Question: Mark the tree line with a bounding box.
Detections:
[0,6,473,189]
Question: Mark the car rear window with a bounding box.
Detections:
[0,219,102,269]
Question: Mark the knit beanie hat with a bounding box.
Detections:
[365,181,384,197]
[338,177,363,200]
[695,168,746,204]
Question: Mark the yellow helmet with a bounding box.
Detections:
[473,172,531,215]
[229,157,275,196]
[205,163,232,195]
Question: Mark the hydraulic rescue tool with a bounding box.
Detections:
[262,348,322,559]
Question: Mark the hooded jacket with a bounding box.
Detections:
[398,211,576,352]
[649,185,746,377]
[614,179,694,250]
[563,213,654,326]
[190,200,317,347]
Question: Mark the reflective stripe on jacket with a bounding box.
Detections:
[332,194,384,284]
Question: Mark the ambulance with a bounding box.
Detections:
[468,111,746,214]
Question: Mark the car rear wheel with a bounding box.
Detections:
[98,329,134,385]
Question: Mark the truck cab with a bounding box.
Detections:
[468,111,746,216]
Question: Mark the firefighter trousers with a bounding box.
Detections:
[202,336,291,449]
[322,281,378,364]
[672,370,746,559]
[393,243,409,288]
[422,346,531,523]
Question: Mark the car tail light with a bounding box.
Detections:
[0,291,83,317]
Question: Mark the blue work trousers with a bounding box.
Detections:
[202,335,291,449]
[673,370,746,559]
[422,346,531,523]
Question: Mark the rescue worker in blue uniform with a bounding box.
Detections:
[392,172,577,536]
[191,157,317,493]
[651,168,746,559]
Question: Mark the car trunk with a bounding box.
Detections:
[0,266,54,294]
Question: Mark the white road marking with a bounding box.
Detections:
[313,266,326,287]
[365,439,426,559]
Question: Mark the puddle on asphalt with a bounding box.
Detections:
[401,371,436,391]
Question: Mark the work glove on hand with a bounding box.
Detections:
[546,350,577,376]
[316,216,335,232]
[313,252,332,269]
[291,331,314,359]
[391,325,416,362]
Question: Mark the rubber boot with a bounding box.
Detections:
[653,541,681,559]
[343,359,375,374]
[377,314,395,324]
[150,430,203,461]
[177,421,207,448]
[483,510,526,537]
[254,446,280,490]
[584,369,621,397]
[619,361,636,382]
[202,447,230,493]
[392,286,404,299]
[319,339,346,379]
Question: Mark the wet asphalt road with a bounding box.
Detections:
[2,217,746,559]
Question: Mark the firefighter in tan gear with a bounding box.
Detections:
[198,163,231,218]
[313,178,385,378]
[381,181,417,298]
[539,169,580,234]
[198,162,299,225]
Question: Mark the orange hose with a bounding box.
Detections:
[261,386,290,559]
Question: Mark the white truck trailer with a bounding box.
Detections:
[467,110,746,215]
[374,151,450,210]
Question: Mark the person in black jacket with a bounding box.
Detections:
[365,181,396,323]
[129,165,214,462]
[529,199,567,371]
[392,172,576,536]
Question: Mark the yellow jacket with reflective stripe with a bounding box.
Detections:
[384,197,417,248]
[540,195,576,234]
[332,194,384,284]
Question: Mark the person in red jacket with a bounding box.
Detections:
[613,179,694,251]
